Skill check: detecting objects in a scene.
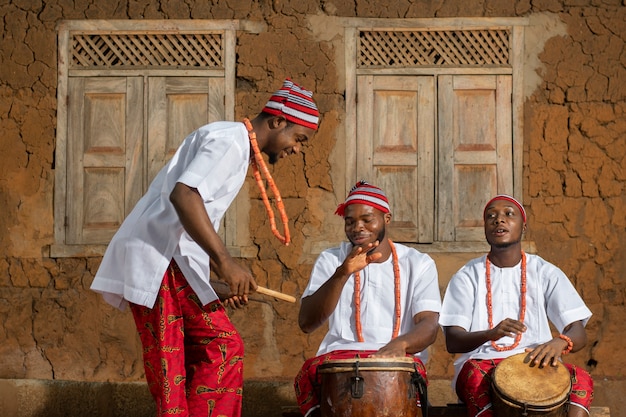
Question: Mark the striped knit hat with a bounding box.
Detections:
[262,79,319,131]
[335,181,390,217]
[483,194,527,222]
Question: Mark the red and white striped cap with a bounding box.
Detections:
[262,79,319,130]
[335,181,390,217]
[483,194,527,222]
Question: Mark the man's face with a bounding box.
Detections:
[483,199,526,248]
[343,204,390,249]
[265,121,315,164]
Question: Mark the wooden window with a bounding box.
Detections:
[345,18,528,252]
[52,20,254,257]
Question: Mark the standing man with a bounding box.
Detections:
[91,79,319,417]
[439,195,594,417]
[295,181,441,417]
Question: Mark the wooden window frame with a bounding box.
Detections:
[344,18,533,253]
[51,20,255,258]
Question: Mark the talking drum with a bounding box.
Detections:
[491,353,572,417]
[317,357,425,417]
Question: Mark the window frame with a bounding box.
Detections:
[344,18,531,253]
[51,20,251,258]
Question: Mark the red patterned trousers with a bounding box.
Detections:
[130,260,244,417]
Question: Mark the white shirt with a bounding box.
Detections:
[302,241,442,362]
[90,122,250,310]
[439,253,592,385]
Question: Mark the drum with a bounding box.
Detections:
[491,353,572,416]
[317,357,425,417]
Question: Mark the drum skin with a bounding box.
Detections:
[317,357,423,417]
[491,353,571,417]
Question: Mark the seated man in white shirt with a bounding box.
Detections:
[91,79,319,417]
[439,195,594,417]
[294,181,441,417]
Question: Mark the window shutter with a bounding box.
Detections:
[356,75,435,243]
[438,74,513,242]
[67,76,144,245]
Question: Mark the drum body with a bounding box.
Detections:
[491,353,571,417]
[317,357,423,417]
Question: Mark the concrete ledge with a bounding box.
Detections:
[0,379,298,417]
[0,379,154,417]
[0,378,613,417]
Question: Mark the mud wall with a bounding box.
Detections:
[0,0,624,407]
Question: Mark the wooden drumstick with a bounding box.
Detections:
[255,286,296,303]
[210,280,296,303]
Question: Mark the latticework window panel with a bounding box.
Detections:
[71,33,224,68]
[359,29,510,68]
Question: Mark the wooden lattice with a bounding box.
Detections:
[359,29,510,67]
[71,33,224,68]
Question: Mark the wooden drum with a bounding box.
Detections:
[317,357,425,417]
[491,353,572,417]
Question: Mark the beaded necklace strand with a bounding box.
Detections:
[244,118,290,245]
[486,251,527,351]
[354,239,401,342]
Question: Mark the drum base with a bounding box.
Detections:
[492,396,568,417]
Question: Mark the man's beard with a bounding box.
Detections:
[490,238,521,249]
[376,227,386,244]
[350,225,386,253]
[268,153,279,164]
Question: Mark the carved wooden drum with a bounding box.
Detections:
[491,353,571,417]
[317,357,425,417]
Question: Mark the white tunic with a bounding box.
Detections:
[90,122,250,310]
[439,253,592,385]
[302,241,442,363]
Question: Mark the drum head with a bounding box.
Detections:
[492,353,571,407]
[318,356,416,373]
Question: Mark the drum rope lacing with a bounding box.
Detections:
[486,251,527,351]
[244,118,290,245]
[354,239,401,342]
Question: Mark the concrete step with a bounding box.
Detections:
[0,379,611,417]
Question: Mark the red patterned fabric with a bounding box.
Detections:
[130,261,244,417]
[294,350,428,417]
[456,359,593,417]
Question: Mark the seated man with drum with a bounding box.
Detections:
[439,195,594,417]
[294,181,442,417]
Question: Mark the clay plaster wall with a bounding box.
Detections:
[0,0,625,411]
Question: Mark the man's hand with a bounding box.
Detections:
[525,337,569,367]
[221,295,249,309]
[371,338,408,358]
[211,258,258,298]
[340,240,381,276]
[489,318,526,341]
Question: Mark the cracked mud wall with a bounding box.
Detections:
[0,1,625,409]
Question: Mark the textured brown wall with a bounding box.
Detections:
[0,0,624,407]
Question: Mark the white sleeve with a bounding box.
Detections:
[541,260,592,331]
[410,254,442,315]
[439,265,478,330]
[301,247,343,299]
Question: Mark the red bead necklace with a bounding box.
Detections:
[486,251,527,351]
[244,118,290,245]
[354,239,401,342]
